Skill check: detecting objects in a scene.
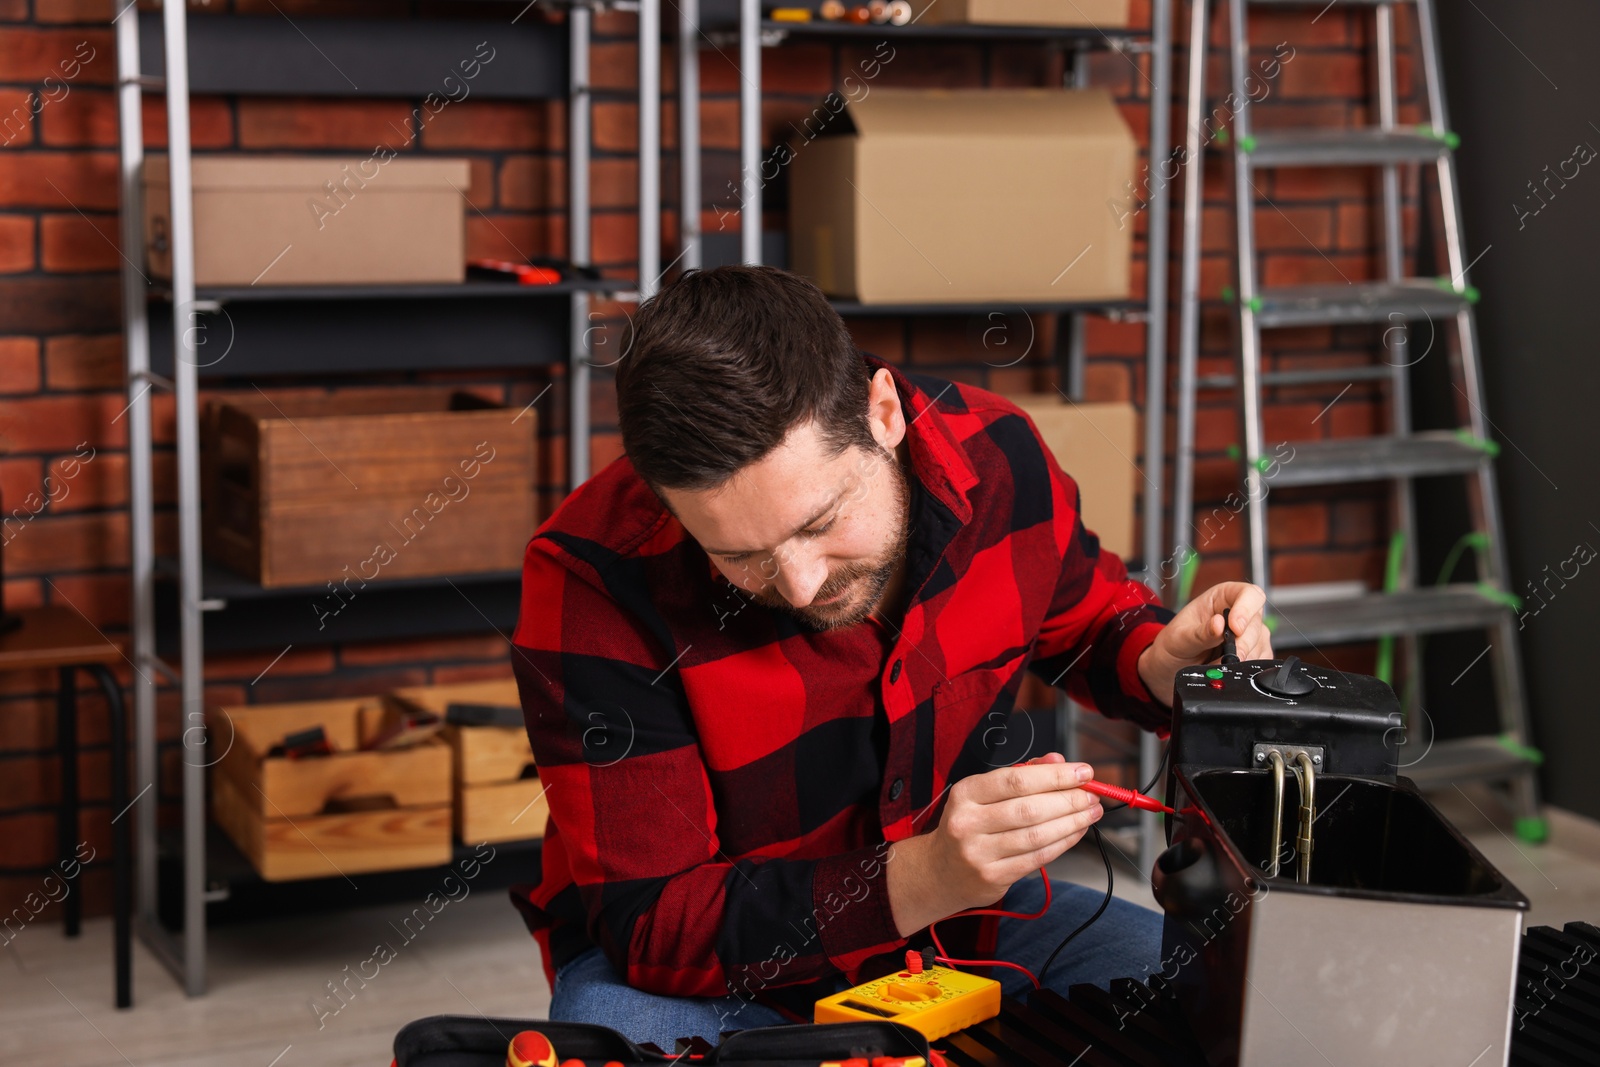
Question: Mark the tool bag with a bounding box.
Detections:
[393,1017,932,1066]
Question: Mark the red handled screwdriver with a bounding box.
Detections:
[1078,778,1176,815]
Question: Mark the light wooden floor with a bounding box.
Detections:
[3,785,1596,1067]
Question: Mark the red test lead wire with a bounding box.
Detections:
[923,765,1167,990]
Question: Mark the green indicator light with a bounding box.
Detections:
[1205,668,1225,680]
[1239,134,1257,153]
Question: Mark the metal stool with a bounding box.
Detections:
[0,605,132,1008]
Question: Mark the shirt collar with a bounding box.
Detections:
[863,352,978,527]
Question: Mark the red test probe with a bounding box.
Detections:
[1077,777,1176,815]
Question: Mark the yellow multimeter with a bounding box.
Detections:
[814,961,1002,1040]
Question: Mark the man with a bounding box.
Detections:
[509,266,1272,1047]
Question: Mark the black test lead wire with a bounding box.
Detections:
[1038,600,1244,982]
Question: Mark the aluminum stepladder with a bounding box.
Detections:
[1171,0,1545,840]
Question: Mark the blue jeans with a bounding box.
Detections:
[548,873,1163,1049]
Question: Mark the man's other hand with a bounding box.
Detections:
[885,753,1103,935]
[1137,581,1274,706]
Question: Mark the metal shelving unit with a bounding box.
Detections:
[116,1,660,996]
[678,1,1175,869]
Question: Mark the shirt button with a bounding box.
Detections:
[889,659,902,684]
[889,778,904,801]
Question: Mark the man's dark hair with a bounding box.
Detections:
[615,265,876,492]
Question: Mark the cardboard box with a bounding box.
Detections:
[201,388,535,588]
[789,89,1136,305]
[906,0,1130,27]
[387,680,548,846]
[144,155,468,286]
[210,697,452,881]
[1004,396,1138,559]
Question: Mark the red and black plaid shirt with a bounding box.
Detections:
[509,354,1172,1009]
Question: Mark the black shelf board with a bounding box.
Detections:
[157,556,522,603]
[158,822,541,929]
[703,15,1148,44]
[828,297,1145,317]
[138,13,568,100]
[147,285,577,379]
[148,277,627,306]
[154,558,521,654]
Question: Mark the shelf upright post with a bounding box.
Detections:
[1065,40,1090,403]
[113,0,159,952]
[1139,0,1175,873]
[738,0,761,264]
[159,0,209,995]
[1058,40,1093,770]
[570,3,593,487]
[679,0,701,272]
[1172,0,1211,605]
[639,0,661,297]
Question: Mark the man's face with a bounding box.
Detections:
[663,418,911,632]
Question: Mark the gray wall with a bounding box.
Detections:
[1437,0,1600,821]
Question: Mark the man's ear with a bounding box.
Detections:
[866,368,906,451]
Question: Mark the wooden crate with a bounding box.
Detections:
[209,697,452,881]
[201,388,535,588]
[387,679,548,845]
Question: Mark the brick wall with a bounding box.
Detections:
[0,0,1398,920]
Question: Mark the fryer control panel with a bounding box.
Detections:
[1170,656,1403,779]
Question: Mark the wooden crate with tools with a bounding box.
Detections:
[209,696,452,881]
[201,387,535,588]
[386,679,547,845]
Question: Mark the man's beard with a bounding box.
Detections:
[750,446,911,632]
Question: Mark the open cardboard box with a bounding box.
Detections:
[789,88,1136,304]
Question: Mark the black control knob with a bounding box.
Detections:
[1255,655,1317,698]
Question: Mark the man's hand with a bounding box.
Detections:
[885,753,1103,936]
[1137,581,1274,706]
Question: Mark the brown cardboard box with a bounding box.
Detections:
[201,388,535,588]
[144,155,468,286]
[1004,395,1138,559]
[788,89,1136,304]
[906,0,1130,27]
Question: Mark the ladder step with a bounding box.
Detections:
[1244,128,1452,167]
[1268,430,1491,486]
[1252,280,1473,328]
[1403,736,1541,789]
[1197,365,1393,390]
[1269,584,1509,647]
